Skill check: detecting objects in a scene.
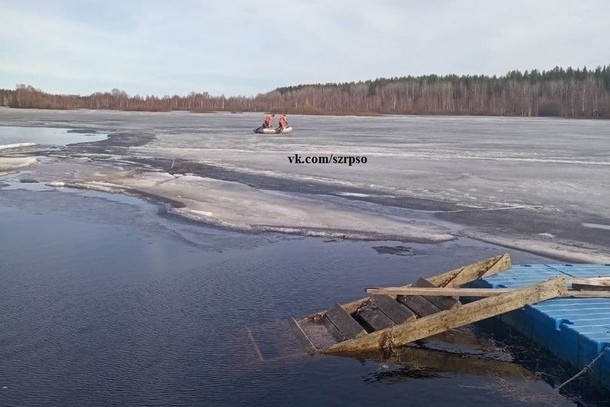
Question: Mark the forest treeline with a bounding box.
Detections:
[1,65,609,118]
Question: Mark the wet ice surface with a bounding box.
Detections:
[1,107,610,261]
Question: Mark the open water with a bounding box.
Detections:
[0,184,601,407]
[0,126,107,146]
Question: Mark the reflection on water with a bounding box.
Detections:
[361,344,534,383]
[0,186,597,406]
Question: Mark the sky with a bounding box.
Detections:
[1,0,609,98]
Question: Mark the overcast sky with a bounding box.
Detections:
[1,0,609,97]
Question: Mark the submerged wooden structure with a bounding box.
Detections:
[287,254,610,357]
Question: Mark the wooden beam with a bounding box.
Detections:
[369,287,610,298]
[367,287,514,297]
[427,253,512,288]
[325,277,567,354]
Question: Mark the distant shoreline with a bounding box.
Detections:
[0,106,605,120]
[3,66,610,119]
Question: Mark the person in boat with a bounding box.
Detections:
[262,113,275,128]
[278,114,288,131]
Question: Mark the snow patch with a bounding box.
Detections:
[0,142,37,150]
[582,223,610,231]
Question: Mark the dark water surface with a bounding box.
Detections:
[0,186,598,406]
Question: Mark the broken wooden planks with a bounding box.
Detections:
[291,254,516,356]
[325,277,568,354]
[285,256,610,360]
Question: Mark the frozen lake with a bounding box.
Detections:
[2,108,609,262]
[2,108,610,405]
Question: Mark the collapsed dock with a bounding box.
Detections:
[257,253,610,390]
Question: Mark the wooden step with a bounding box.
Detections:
[358,303,395,331]
[325,303,367,341]
[412,278,461,310]
[289,318,316,354]
[295,316,341,350]
[397,294,441,317]
[372,294,416,324]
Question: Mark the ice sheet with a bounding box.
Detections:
[70,172,454,242]
[2,109,610,260]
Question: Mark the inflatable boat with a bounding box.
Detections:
[253,126,293,134]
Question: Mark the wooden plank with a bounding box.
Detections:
[367,287,514,297]
[289,317,316,355]
[427,253,511,288]
[295,317,340,350]
[372,295,416,323]
[358,305,395,331]
[320,318,344,345]
[369,287,610,298]
[246,327,265,362]
[412,278,460,310]
[324,303,367,341]
[397,294,441,317]
[325,277,567,354]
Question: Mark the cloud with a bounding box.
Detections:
[1,0,609,96]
